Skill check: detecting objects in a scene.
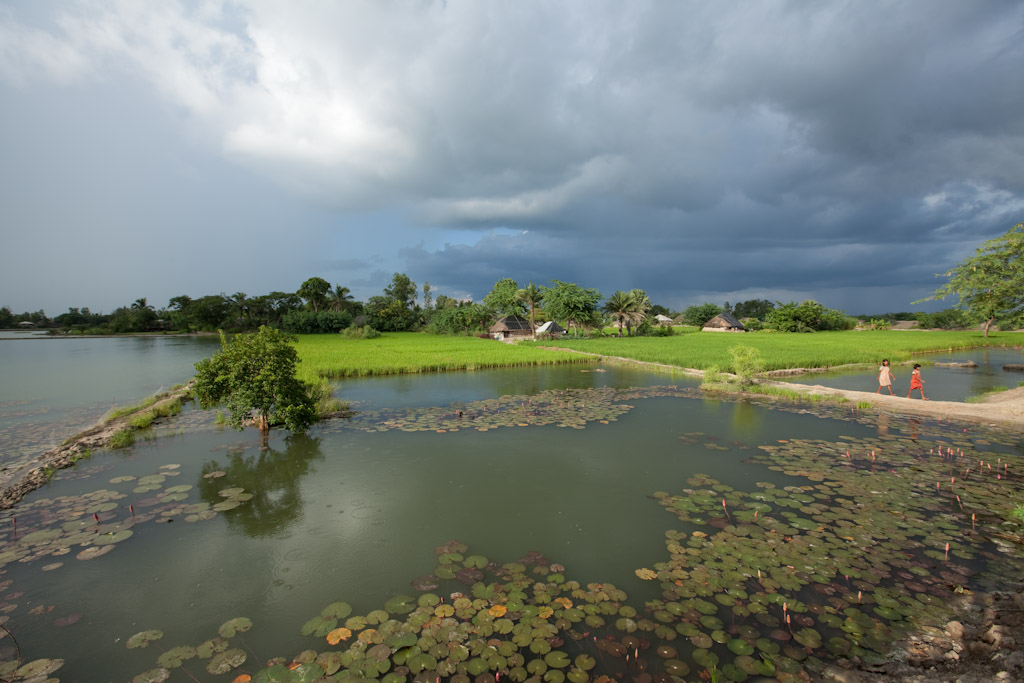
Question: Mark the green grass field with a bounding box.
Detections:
[530,330,1024,373]
[293,332,591,381]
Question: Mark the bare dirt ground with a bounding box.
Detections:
[765,382,1024,432]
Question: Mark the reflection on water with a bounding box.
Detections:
[198,433,324,538]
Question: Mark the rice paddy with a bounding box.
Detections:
[533,330,1024,373]
[293,333,592,382]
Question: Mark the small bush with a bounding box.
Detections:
[729,346,764,385]
[342,324,381,339]
[109,429,135,449]
[701,365,725,388]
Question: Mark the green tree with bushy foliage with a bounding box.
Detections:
[366,273,422,331]
[298,277,331,313]
[915,308,973,330]
[915,222,1024,337]
[193,327,317,438]
[484,278,526,317]
[731,299,775,320]
[429,303,492,335]
[684,303,722,327]
[280,310,353,334]
[766,300,854,332]
[542,280,602,338]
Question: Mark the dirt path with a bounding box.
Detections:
[540,347,1024,430]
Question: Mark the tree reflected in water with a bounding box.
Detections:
[197,432,324,538]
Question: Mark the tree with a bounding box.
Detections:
[731,299,775,320]
[766,300,854,332]
[626,289,652,335]
[542,280,602,338]
[366,273,421,331]
[516,282,544,337]
[484,278,526,317]
[327,285,354,313]
[915,222,1024,337]
[683,303,722,327]
[422,282,433,311]
[384,273,417,308]
[298,277,331,313]
[603,291,634,336]
[193,326,317,439]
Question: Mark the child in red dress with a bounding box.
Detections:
[906,363,927,399]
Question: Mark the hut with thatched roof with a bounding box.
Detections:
[489,315,534,340]
[654,314,674,326]
[702,312,746,332]
[535,320,566,336]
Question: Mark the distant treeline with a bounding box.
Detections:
[0,273,982,336]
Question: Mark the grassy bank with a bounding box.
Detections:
[293,332,592,381]
[530,330,1024,373]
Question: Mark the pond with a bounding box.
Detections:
[779,347,1024,402]
[1,362,1023,683]
[0,335,222,470]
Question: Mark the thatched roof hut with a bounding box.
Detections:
[535,320,566,336]
[702,312,745,332]
[489,315,534,339]
[655,314,674,326]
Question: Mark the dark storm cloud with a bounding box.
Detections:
[1,1,1022,313]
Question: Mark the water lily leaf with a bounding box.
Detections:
[383,595,415,615]
[544,651,570,668]
[317,651,343,675]
[207,649,247,675]
[76,545,115,561]
[663,659,690,677]
[131,668,171,683]
[219,617,253,638]
[127,629,164,649]
[327,627,352,645]
[728,639,754,655]
[16,658,64,677]
[635,568,657,580]
[321,601,354,619]
[157,645,197,668]
[300,616,337,637]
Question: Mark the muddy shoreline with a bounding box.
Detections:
[0,383,194,509]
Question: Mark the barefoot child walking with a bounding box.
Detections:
[877,359,895,395]
[907,363,928,399]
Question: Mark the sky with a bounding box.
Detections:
[1,1,1022,316]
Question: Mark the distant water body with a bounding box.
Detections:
[0,333,220,465]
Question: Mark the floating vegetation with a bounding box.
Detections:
[5,375,1024,681]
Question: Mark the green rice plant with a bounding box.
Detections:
[215,410,226,426]
[527,330,1024,373]
[293,332,592,381]
[109,429,136,449]
[857,401,872,410]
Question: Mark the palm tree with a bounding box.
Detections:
[602,291,633,337]
[627,288,652,335]
[516,282,544,337]
[328,285,353,313]
[131,298,153,311]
